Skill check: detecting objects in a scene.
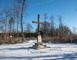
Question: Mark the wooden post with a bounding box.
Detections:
[38,14,40,32]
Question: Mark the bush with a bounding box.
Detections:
[42,36,72,43]
[0,41,3,45]
[42,37,59,43]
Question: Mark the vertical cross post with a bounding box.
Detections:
[38,14,40,32]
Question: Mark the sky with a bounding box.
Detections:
[0,0,77,32]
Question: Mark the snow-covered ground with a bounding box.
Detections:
[0,40,77,60]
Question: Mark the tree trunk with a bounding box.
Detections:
[17,15,19,37]
[12,23,14,41]
[5,17,7,41]
[10,23,12,43]
[21,0,25,41]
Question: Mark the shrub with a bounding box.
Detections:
[42,36,72,43]
[0,41,3,45]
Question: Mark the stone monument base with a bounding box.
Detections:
[32,42,50,49]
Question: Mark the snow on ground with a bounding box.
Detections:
[0,40,77,60]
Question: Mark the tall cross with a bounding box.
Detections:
[32,14,45,32]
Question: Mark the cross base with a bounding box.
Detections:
[32,42,50,49]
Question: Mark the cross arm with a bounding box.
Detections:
[32,21,45,24]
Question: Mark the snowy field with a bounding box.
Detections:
[0,40,77,60]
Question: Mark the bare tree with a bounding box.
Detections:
[50,16,55,37]
[0,17,5,33]
[16,0,27,41]
[63,26,72,36]
[0,25,4,32]
[14,6,21,37]
[2,5,12,40]
[41,21,50,36]
[72,26,77,35]
[43,13,48,36]
[13,0,21,37]
[21,0,27,41]
[58,16,64,36]
[26,23,33,33]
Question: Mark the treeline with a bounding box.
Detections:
[0,0,77,44]
[0,0,73,39]
[0,33,37,38]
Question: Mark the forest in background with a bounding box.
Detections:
[0,0,77,44]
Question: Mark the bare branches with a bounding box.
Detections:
[26,23,33,33]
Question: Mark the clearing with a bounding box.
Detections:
[0,40,77,60]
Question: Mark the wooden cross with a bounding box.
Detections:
[32,14,45,32]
